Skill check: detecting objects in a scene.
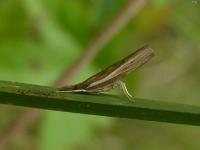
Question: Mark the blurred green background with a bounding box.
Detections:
[0,0,200,149]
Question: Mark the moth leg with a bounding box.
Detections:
[117,80,134,102]
[56,89,87,93]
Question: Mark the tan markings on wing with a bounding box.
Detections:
[87,46,154,88]
[62,45,154,91]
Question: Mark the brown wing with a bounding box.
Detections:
[60,45,154,91]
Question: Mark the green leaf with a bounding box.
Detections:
[0,80,200,126]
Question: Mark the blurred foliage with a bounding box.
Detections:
[0,0,200,150]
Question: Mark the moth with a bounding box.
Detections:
[58,45,155,101]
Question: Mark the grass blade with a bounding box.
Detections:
[0,80,200,126]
